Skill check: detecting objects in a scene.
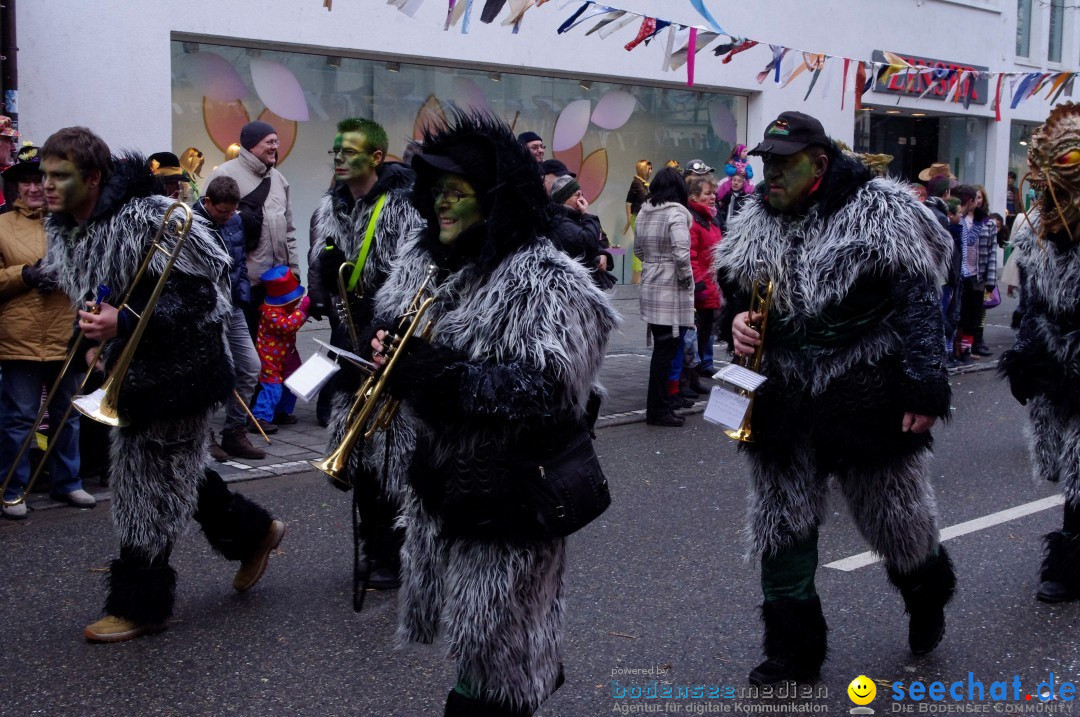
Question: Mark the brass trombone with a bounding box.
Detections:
[311,265,439,488]
[72,202,194,427]
[336,260,362,352]
[724,273,774,443]
[0,285,111,507]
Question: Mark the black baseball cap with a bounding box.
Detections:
[541,158,575,178]
[748,111,831,156]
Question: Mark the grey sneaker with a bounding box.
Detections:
[51,489,97,508]
[1,502,27,519]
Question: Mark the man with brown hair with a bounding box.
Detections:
[41,126,284,642]
[195,175,266,461]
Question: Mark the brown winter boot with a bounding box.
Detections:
[221,428,267,460]
[208,430,229,463]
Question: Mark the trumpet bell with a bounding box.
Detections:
[72,387,127,427]
[723,425,754,443]
[309,452,352,490]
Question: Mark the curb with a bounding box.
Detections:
[13,360,998,517]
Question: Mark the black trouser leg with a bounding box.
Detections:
[105,544,176,625]
[647,324,680,419]
[353,468,403,570]
[194,468,273,562]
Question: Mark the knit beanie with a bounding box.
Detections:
[551,175,581,205]
[517,131,543,146]
[240,121,277,151]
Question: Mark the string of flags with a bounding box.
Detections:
[360,0,1080,121]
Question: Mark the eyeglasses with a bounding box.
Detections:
[431,188,476,204]
[327,148,363,159]
[529,143,547,150]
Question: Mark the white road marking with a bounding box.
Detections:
[823,494,1066,571]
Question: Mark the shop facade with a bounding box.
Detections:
[15,0,1077,278]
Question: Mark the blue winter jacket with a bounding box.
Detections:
[195,199,250,308]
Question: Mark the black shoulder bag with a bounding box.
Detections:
[237,175,273,251]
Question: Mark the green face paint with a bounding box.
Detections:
[433,174,483,245]
[332,131,377,185]
[762,151,821,212]
[42,156,94,218]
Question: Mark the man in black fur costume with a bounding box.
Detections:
[1000,102,1080,603]
[714,111,956,685]
[308,117,423,593]
[367,111,617,716]
[40,127,284,642]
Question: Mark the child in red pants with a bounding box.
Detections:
[252,266,309,428]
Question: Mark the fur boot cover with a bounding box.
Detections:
[104,553,177,625]
[713,149,951,453]
[1041,531,1080,592]
[1041,502,1080,595]
[194,468,273,562]
[443,689,533,717]
[887,545,956,655]
[362,111,616,712]
[754,596,828,683]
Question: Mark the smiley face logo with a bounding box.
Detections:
[848,675,876,706]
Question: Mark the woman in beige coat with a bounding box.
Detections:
[634,167,694,427]
[0,146,95,518]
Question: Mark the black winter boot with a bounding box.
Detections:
[1038,500,1080,602]
[887,545,956,656]
[683,366,709,395]
[748,596,827,686]
[443,665,564,717]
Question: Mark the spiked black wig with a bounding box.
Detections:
[409,110,551,272]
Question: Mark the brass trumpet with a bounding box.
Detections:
[72,202,195,427]
[724,274,774,443]
[311,265,440,487]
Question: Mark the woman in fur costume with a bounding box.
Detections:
[714,111,955,685]
[1000,102,1080,603]
[40,127,284,642]
[365,111,617,716]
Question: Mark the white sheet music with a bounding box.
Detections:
[285,353,340,403]
[703,386,751,431]
[713,363,768,392]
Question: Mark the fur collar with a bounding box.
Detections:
[43,168,232,320]
[715,176,951,319]
[1012,209,1080,316]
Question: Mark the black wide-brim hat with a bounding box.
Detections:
[1,145,41,182]
[748,111,831,156]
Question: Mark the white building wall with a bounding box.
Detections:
[16,0,1072,223]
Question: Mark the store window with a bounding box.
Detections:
[1048,0,1065,63]
[170,40,746,283]
[1010,120,1040,211]
[1016,0,1032,57]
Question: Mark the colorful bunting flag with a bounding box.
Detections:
[688,0,725,34]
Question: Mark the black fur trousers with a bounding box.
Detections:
[104,468,273,623]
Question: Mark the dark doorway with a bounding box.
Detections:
[858,114,940,182]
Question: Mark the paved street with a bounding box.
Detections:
[2,292,1077,715]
